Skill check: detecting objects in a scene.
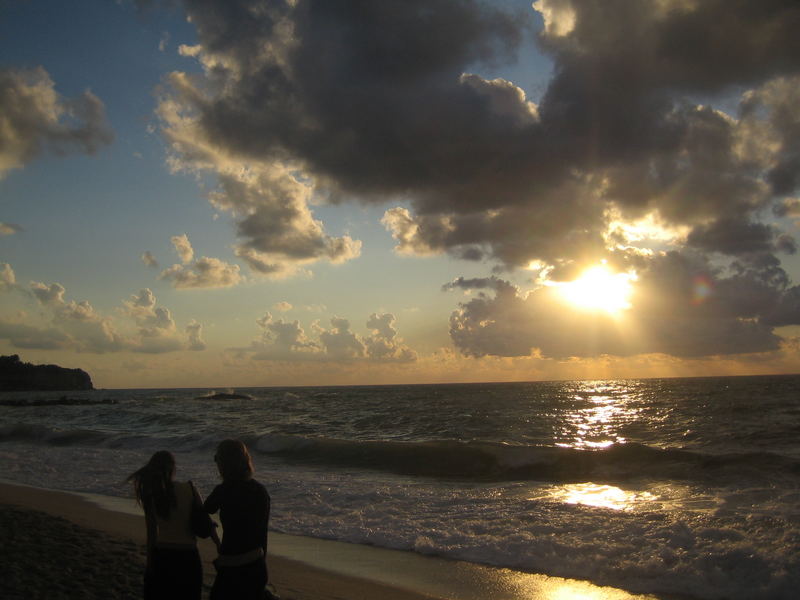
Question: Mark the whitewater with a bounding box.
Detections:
[1,375,798,599]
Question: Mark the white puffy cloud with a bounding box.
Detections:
[364,313,417,362]
[273,301,293,312]
[249,312,320,360]
[0,66,112,179]
[241,311,417,363]
[121,288,206,353]
[160,256,243,289]
[171,234,194,264]
[316,317,365,360]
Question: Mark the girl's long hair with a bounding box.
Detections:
[215,439,254,482]
[127,450,176,519]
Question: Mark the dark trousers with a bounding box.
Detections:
[210,559,268,600]
[144,546,202,600]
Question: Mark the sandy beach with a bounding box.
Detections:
[0,481,678,600]
[0,481,439,600]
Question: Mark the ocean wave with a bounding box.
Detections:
[2,422,797,484]
[0,423,218,452]
[0,396,116,407]
[253,434,800,483]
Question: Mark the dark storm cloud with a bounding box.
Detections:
[686,218,786,256]
[162,0,800,272]
[442,276,508,293]
[449,251,792,359]
[181,0,527,201]
[0,67,113,178]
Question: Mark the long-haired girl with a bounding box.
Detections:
[128,450,212,599]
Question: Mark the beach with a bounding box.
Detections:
[0,481,440,600]
[0,481,672,600]
[2,379,798,599]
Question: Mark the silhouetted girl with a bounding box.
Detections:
[128,450,211,600]
[205,439,272,600]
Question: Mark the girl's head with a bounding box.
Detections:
[127,450,176,518]
[146,450,176,478]
[214,439,254,481]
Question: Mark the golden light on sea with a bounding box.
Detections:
[548,483,657,511]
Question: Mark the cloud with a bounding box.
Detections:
[1,263,17,292]
[170,234,194,263]
[0,277,205,354]
[30,281,66,305]
[242,311,417,363]
[141,251,159,268]
[0,222,23,235]
[315,317,365,360]
[185,319,206,351]
[150,0,800,283]
[364,313,417,362]
[160,256,244,289]
[0,66,113,179]
[159,234,243,288]
[686,218,793,256]
[125,1,800,364]
[272,301,293,312]
[249,312,320,360]
[48,296,127,353]
[442,276,507,293]
[448,251,797,360]
[0,319,70,350]
[156,71,362,278]
[159,31,170,52]
[120,288,205,353]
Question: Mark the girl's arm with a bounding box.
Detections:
[193,482,221,551]
[210,523,222,552]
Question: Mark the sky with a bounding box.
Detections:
[1,0,800,389]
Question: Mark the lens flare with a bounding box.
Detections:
[692,275,713,305]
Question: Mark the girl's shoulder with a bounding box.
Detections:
[173,480,195,497]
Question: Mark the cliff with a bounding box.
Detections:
[0,355,94,391]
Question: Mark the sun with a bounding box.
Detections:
[555,263,637,314]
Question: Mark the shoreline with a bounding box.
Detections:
[0,481,677,600]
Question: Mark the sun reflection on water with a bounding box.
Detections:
[494,568,658,599]
[556,381,643,450]
[548,482,657,511]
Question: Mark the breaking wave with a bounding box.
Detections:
[3,423,797,484]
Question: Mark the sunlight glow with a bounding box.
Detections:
[556,263,637,314]
[549,483,656,511]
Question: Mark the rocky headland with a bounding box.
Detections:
[0,355,94,392]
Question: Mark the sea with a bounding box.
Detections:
[1,375,799,600]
